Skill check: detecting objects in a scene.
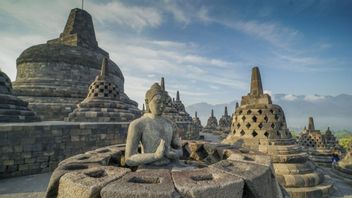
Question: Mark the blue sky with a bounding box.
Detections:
[0,0,351,107]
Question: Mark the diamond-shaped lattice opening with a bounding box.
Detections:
[99,89,104,93]
[274,114,279,121]
[239,110,243,114]
[271,123,275,129]
[246,123,251,129]
[240,130,245,136]
[264,116,268,122]
[258,122,263,129]
[252,116,257,122]
[264,132,269,138]
[258,109,263,115]
[237,123,241,128]
[252,130,258,137]
[247,110,252,115]
[235,116,237,121]
[276,131,280,137]
[278,109,281,113]
[94,93,98,97]
[270,109,274,114]
[241,116,246,121]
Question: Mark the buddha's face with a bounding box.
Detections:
[149,93,164,116]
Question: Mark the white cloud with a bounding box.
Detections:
[304,95,326,102]
[282,94,298,101]
[220,19,300,48]
[88,1,163,31]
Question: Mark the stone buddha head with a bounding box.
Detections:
[145,83,165,116]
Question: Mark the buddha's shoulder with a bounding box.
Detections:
[129,115,150,127]
[160,116,176,128]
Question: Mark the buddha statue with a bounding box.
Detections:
[125,83,183,167]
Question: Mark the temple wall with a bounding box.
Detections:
[0,121,129,178]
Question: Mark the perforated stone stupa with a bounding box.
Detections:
[192,112,203,132]
[298,117,339,167]
[159,77,199,139]
[12,8,138,120]
[203,110,218,133]
[0,69,39,122]
[218,106,232,134]
[66,58,140,122]
[223,67,332,198]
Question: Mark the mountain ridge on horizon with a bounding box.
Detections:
[186,93,352,131]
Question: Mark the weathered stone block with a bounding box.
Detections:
[57,166,130,198]
[101,169,179,198]
[172,167,244,198]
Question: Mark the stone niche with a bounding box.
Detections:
[46,141,285,198]
[12,8,138,121]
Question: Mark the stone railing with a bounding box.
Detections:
[0,121,129,178]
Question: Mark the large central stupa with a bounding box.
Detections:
[223,67,332,198]
[12,8,138,120]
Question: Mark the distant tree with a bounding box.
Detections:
[339,135,352,151]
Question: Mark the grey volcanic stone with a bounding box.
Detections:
[101,169,180,198]
[57,166,130,198]
[13,8,139,121]
[222,66,333,198]
[0,69,39,122]
[210,160,280,198]
[172,167,244,198]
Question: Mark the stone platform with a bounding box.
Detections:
[46,141,285,198]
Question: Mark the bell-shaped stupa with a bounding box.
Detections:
[203,109,218,133]
[13,8,138,121]
[223,67,332,198]
[158,78,198,139]
[0,69,39,122]
[66,58,140,122]
[192,111,203,131]
[298,117,339,167]
[218,106,232,134]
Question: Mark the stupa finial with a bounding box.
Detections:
[250,66,263,96]
[99,57,108,80]
[224,106,228,116]
[161,77,165,91]
[308,117,315,131]
[211,109,214,117]
[176,91,180,101]
[195,111,198,118]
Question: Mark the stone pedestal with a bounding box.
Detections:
[47,141,285,198]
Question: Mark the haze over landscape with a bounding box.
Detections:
[0,0,351,130]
